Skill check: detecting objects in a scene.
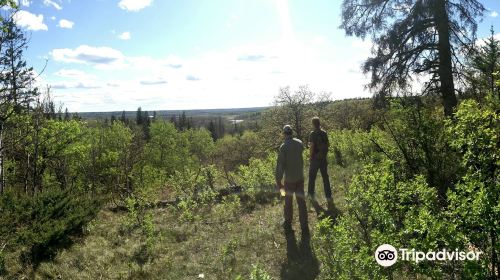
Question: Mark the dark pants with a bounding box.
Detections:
[308,159,332,199]
[284,181,308,231]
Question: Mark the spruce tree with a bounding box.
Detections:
[466,26,500,99]
[120,110,127,124]
[136,107,143,125]
[64,108,71,121]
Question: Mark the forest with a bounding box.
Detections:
[0,0,498,279]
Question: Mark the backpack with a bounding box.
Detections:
[313,130,329,160]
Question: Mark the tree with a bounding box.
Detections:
[208,120,217,141]
[341,0,485,116]
[464,26,500,100]
[179,111,187,131]
[136,107,143,125]
[265,85,314,143]
[120,110,127,124]
[217,116,225,138]
[64,108,70,121]
[142,110,151,139]
[0,11,39,194]
[447,98,499,278]
[169,114,177,128]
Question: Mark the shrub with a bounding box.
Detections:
[0,188,99,269]
[313,160,457,279]
[234,153,277,204]
[447,98,499,278]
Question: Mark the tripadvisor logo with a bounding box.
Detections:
[375,244,398,267]
[375,244,482,267]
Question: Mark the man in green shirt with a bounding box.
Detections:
[275,125,309,235]
[308,117,332,207]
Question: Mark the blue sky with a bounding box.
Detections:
[10,0,500,112]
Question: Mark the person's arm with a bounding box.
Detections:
[325,131,330,150]
[308,132,315,161]
[275,145,285,189]
[309,143,314,161]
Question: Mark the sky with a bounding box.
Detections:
[7,0,500,112]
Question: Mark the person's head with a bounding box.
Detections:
[283,125,293,137]
[312,117,321,129]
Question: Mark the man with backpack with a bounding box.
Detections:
[307,117,333,209]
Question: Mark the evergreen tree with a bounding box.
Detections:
[143,110,151,139]
[341,0,485,116]
[0,12,39,194]
[0,15,38,114]
[111,115,116,123]
[136,107,143,125]
[120,110,127,124]
[208,120,217,141]
[64,108,71,121]
[179,111,187,130]
[217,116,225,138]
[169,114,177,128]
[465,26,500,100]
[57,107,62,121]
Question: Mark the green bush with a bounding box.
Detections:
[0,188,99,269]
[313,160,457,279]
[234,153,277,204]
[447,98,499,278]
[328,129,390,167]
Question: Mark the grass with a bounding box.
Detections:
[28,164,355,279]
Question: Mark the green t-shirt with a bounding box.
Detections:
[309,129,329,160]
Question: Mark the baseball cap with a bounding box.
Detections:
[283,125,293,135]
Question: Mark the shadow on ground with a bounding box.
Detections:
[280,230,319,280]
[311,199,341,222]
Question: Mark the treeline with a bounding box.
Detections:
[0,1,499,279]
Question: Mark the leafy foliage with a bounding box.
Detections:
[447,97,499,278]
[313,160,460,279]
[234,153,277,204]
[0,188,99,270]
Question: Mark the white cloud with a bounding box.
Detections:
[49,38,374,111]
[18,0,31,7]
[51,69,101,90]
[491,11,498,17]
[118,0,152,12]
[140,77,167,85]
[186,75,200,81]
[54,69,95,79]
[13,10,48,31]
[51,45,124,65]
[52,81,101,89]
[51,16,56,20]
[118,31,131,40]
[43,0,62,10]
[58,19,74,29]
